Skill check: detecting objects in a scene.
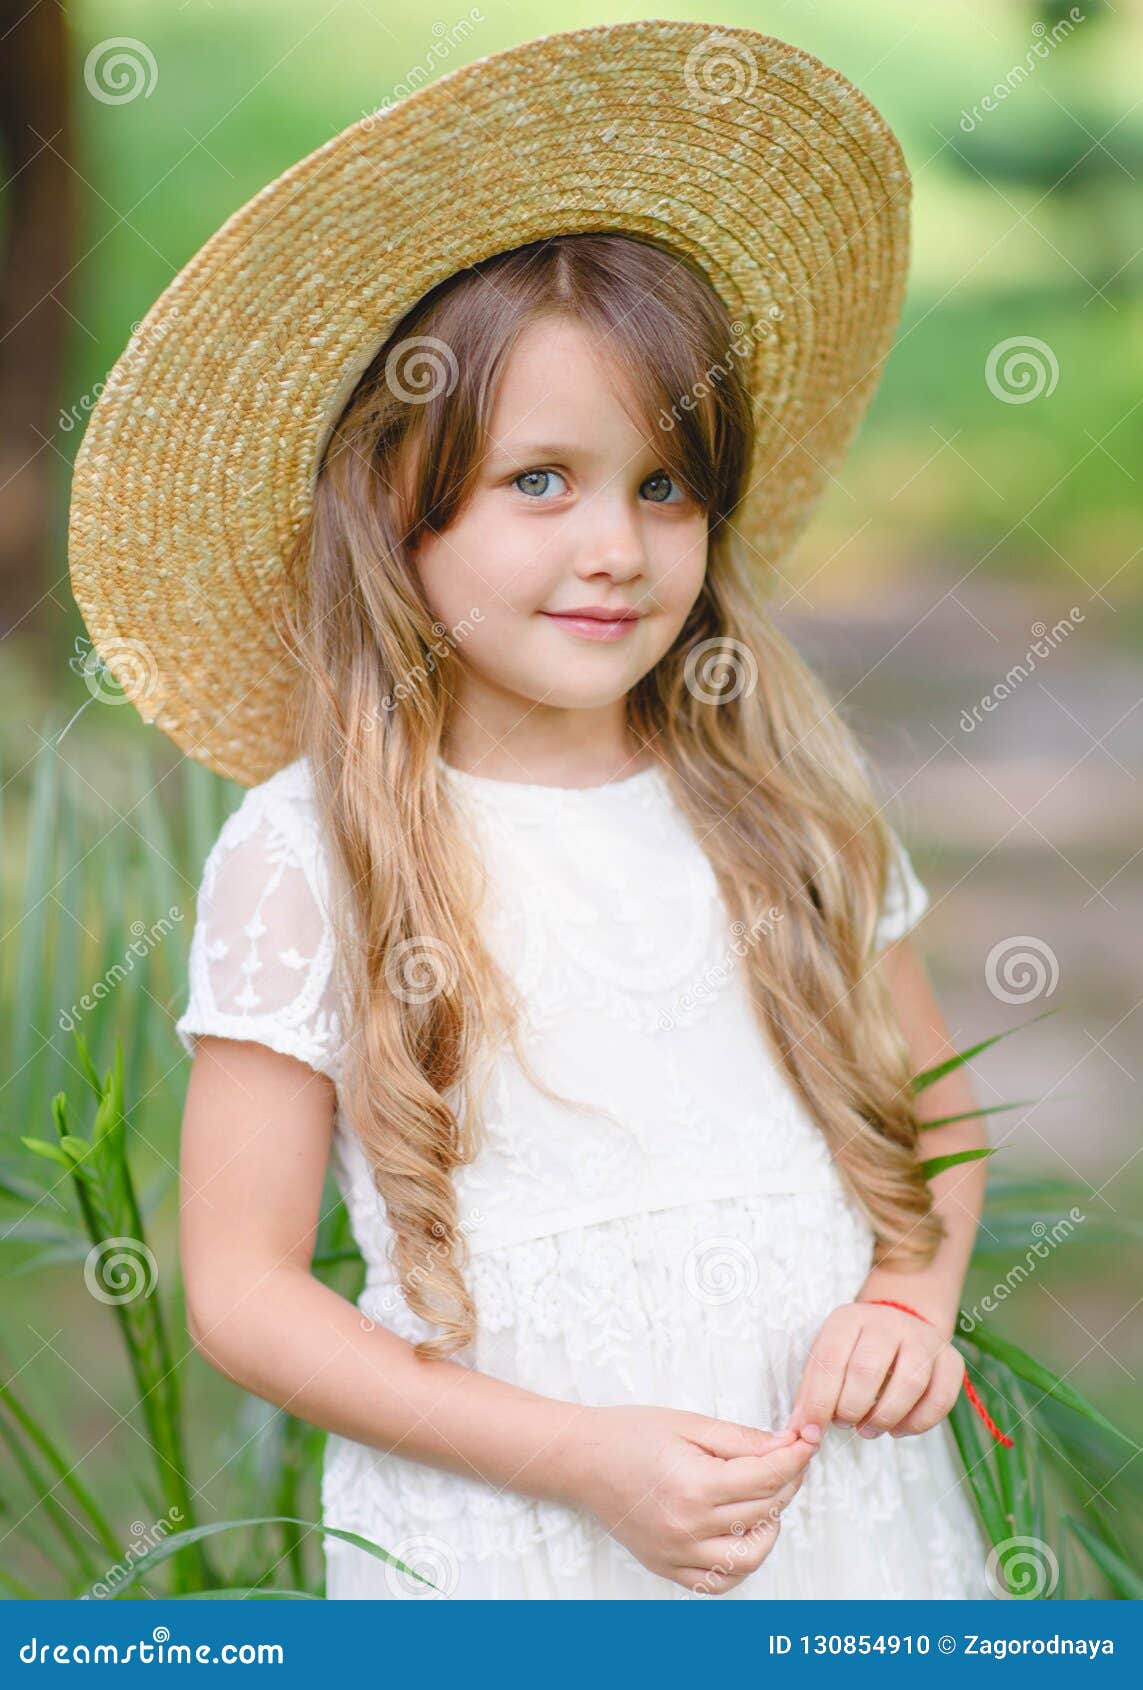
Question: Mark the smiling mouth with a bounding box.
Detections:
[539,610,643,642]
[542,608,642,622]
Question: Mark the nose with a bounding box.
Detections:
[572,489,646,583]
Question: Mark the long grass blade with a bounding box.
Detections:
[911,1008,1060,1094]
[921,1147,998,1180]
[918,1100,1043,1130]
[1063,1516,1143,1598]
[959,1319,1138,1449]
[94,1516,441,1598]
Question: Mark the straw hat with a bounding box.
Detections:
[67,17,912,789]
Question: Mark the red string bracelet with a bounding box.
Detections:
[862,1297,1015,1449]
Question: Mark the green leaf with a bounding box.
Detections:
[911,1008,1060,1094]
[918,1099,1042,1130]
[20,1137,78,1173]
[948,1391,1007,1546]
[71,1030,104,1103]
[958,1318,1139,1449]
[1063,1515,1143,1599]
[86,1516,442,1597]
[59,1135,96,1164]
[921,1147,998,1181]
[164,1587,323,1600]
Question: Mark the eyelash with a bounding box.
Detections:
[509,468,689,505]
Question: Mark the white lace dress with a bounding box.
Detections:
[175,755,992,1601]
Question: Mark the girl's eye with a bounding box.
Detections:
[513,469,567,499]
[511,468,689,504]
[641,471,686,505]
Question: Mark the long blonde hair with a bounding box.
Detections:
[274,232,942,1361]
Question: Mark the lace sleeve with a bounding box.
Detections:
[175,787,344,1085]
[872,829,931,953]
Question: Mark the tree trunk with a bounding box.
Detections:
[0,0,74,637]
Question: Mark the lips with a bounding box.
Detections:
[540,609,642,642]
[542,608,641,622]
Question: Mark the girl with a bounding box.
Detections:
[68,22,998,1600]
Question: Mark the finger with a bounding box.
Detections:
[833,1333,899,1426]
[668,1481,796,1563]
[785,1317,857,1433]
[890,1349,966,1436]
[685,1516,782,1587]
[690,1419,799,1460]
[706,1520,781,1571]
[855,1346,939,1435]
[676,1564,748,1596]
[708,1474,803,1538]
[706,1435,817,1505]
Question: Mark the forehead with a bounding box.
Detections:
[486,316,656,454]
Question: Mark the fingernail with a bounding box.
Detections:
[801,1422,822,1443]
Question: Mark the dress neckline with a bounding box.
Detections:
[436,753,663,797]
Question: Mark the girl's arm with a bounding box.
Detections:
[784,937,987,1439]
[855,934,989,1339]
[180,1035,594,1508]
[182,1034,818,1592]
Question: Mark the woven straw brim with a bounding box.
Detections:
[67,17,911,789]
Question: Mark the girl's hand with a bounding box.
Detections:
[571,1404,819,1594]
[784,1302,966,1441]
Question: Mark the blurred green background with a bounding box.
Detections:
[1,0,1140,1597]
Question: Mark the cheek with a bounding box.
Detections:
[414,511,551,619]
[656,531,709,614]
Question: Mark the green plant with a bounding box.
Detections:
[7,1034,436,1598]
[911,1015,1143,1598]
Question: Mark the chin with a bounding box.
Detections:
[521,681,637,710]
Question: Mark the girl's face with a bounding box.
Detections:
[409,314,709,764]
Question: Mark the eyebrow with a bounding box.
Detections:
[486,441,589,463]
[485,439,664,468]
